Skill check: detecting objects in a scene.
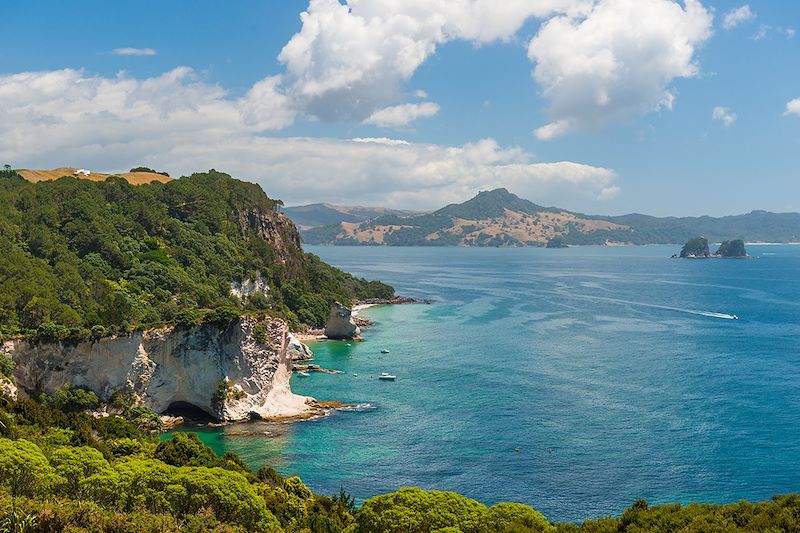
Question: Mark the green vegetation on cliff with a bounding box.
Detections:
[716,239,748,257]
[0,170,393,341]
[2,393,800,532]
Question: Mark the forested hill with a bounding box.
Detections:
[281,203,424,230]
[0,169,393,341]
[299,188,800,246]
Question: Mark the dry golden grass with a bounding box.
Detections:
[18,167,172,185]
[408,209,628,245]
[339,221,414,244]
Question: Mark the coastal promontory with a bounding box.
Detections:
[0,168,393,420]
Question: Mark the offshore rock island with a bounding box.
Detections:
[676,237,749,258]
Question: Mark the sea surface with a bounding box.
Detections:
[175,244,800,522]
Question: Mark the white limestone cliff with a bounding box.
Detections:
[324,301,361,340]
[3,316,313,421]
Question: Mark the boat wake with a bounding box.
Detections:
[561,293,738,320]
[693,311,737,320]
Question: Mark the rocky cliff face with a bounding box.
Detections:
[324,302,361,340]
[3,317,313,421]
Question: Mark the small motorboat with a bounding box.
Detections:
[732,315,739,320]
[378,372,396,381]
[381,349,390,354]
[296,371,310,377]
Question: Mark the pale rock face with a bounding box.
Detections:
[287,332,314,361]
[4,317,313,421]
[230,273,270,300]
[0,378,17,401]
[324,302,361,340]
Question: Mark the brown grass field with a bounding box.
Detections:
[17,167,173,185]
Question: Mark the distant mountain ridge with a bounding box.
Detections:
[293,188,800,246]
[281,203,425,230]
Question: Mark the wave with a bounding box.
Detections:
[335,403,377,412]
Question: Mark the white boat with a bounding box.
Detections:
[381,349,390,354]
[378,372,396,381]
[296,371,310,377]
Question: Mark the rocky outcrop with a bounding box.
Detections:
[0,378,17,401]
[230,273,270,300]
[4,317,314,422]
[287,332,314,361]
[324,302,361,340]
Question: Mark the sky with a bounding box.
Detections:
[2,0,799,216]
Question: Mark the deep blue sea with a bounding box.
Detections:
[179,244,800,522]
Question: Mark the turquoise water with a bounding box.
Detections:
[175,245,800,522]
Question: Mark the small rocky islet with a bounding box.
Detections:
[673,236,749,258]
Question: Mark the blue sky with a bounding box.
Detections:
[2,0,799,216]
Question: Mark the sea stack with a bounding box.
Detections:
[324,301,361,340]
[679,237,711,258]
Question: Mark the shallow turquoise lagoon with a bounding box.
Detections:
[175,244,800,522]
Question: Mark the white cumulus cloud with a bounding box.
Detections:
[275,0,713,137]
[785,98,800,118]
[722,5,755,30]
[111,47,157,56]
[364,102,440,127]
[277,0,594,123]
[529,0,713,140]
[712,106,736,126]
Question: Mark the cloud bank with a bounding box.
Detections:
[0,68,618,209]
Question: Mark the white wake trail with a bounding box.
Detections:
[560,293,738,320]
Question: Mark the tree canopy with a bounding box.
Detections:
[2,391,800,532]
[0,170,393,341]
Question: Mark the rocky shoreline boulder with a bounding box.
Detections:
[324,302,361,340]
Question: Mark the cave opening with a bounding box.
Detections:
[162,401,218,422]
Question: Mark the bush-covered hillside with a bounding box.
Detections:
[2,391,800,532]
[0,170,393,341]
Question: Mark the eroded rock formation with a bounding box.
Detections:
[324,302,361,340]
[4,317,313,421]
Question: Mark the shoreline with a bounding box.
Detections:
[292,296,428,343]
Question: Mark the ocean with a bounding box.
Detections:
[176,244,800,522]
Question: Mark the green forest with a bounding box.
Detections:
[2,387,800,532]
[0,170,393,342]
